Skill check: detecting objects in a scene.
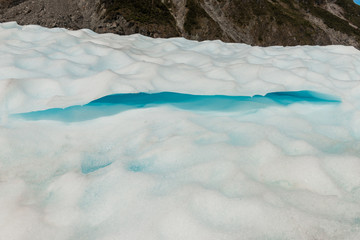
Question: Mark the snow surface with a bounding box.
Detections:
[1,22,360,239]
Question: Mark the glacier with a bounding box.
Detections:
[1,22,360,239]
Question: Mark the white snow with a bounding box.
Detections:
[1,22,360,239]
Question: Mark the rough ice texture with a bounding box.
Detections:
[1,21,360,114]
[1,22,360,240]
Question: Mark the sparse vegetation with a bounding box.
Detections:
[295,0,360,42]
[0,0,26,8]
[2,0,359,48]
[100,0,174,25]
[310,6,359,34]
[183,0,223,39]
[184,0,208,33]
[333,0,360,27]
[96,0,360,45]
[226,0,316,45]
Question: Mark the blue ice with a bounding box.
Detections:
[127,162,147,172]
[15,91,340,122]
[81,157,113,174]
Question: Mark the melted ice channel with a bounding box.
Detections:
[1,22,360,240]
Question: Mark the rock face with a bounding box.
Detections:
[0,0,100,30]
[1,0,360,48]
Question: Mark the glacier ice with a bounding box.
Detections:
[15,91,340,122]
[1,22,360,239]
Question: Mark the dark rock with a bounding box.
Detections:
[0,0,359,49]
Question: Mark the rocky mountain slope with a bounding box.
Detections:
[1,0,360,48]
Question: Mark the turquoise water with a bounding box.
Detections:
[15,91,340,122]
[355,0,360,6]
